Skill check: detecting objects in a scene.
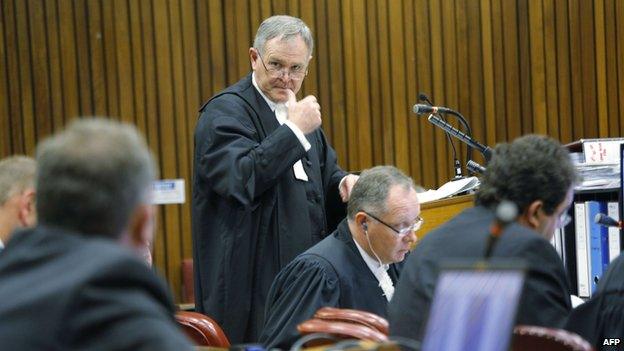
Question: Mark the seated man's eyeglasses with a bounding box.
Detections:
[363,211,424,237]
[255,49,308,80]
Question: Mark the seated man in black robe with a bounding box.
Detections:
[565,253,624,349]
[389,135,579,342]
[260,166,421,348]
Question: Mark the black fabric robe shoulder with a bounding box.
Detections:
[259,219,402,349]
[565,253,624,350]
[389,206,572,342]
[192,74,347,343]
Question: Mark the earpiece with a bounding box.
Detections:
[362,222,368,231]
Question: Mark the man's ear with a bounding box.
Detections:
[519,200,543,230]
[354,212,368,231]
[127,204,155,265]
[249,47,259,69]
[17,189,36,227]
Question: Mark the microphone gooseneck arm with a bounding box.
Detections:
[427,113,493,161]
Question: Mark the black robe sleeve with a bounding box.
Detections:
[259,256,341,349]
[564,255,624,350]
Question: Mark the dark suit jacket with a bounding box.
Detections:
[192,74,347,342]
[565,253,624,350]
[389,206,572,341]
[259,219,402,349]
[0,226,192,351]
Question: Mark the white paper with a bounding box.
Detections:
[416,176,480,204]
[152,179,185,204]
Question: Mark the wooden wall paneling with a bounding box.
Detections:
[100,1,119,118]
[259,0,272,23]
[517,0,533,134]
[272,0,286,14]
[579,0,597,137]
[554,0,573,143]
[568,0,584,138]
[527,0,547,134]
[593,0,608,137]
[58,0,80,122]
[168,0,191,272]
[114,0,136,124]
[501,0,521,141]
[543,0,560,138]
[181,0,201,259]
[15,0,36,154]
[312,0,333,143]
[74,0,94,117]
[428,0,449,182]
[618,0,624,136]
[341,0,359,171]
[86,0,107,117]
[366,0,386,169]
[207,0,225,94]
[129,0,147,133]
[3,0,25,154]
[465,0,486,162]
[326,0,347,168]
[453,0,473,168]
[366,0,383,167]
[138,0,166,273]
[490,0,508,142]
[153,0,183,299]
[45,0,65,132]
[389,0,409,173]
[223,1,238,84]
[27,0,52,141]
[480,0,497,147]
[0,2,9,155]
[376,0,396,171]
[413,0,434,188]
[299,1,317,107]
[402,0,421,182]
[196,0,211,101]
[234,0,251,77]
[353,0,373,170]
[604,0,624,137]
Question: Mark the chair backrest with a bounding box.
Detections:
[511,325,594,351]
[296,307,389,346]
[313,307,389,335]
[175,311,230,347]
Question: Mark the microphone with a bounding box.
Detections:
[466,160,486,175]
[426,113,493,161]
[594,213,622,229]
[418,93,464,180]
[484,201,518,258]
[413,103,454,115]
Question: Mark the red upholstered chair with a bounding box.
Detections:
[296,307,389,346]
[510,325,594,351]
[175,311,230,347]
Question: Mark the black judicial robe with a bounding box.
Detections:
[389,206,572,342]
[192,74,347,343]
[259,219,402,349]
[565,254,624,350]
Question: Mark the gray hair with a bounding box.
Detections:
[36,118,156,239]
[253,15,314,56]
[347,166,415,220]
[0,156,36,205]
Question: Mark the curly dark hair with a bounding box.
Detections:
[475,134,579,214]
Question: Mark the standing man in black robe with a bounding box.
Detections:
[192,15,359,343]
[260,166,421,349]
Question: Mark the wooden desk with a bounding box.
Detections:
[418,194,474,240]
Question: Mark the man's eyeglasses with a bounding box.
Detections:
[255,49,308,80]
[363,211,424,237]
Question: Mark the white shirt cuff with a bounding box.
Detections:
[284,120,311,151]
